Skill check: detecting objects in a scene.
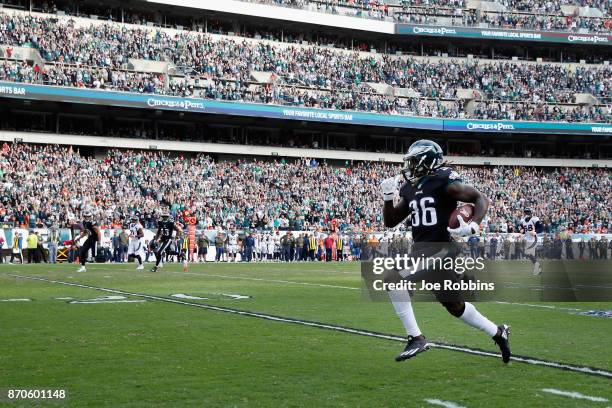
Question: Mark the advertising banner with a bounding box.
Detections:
[1,81,611,136]
[395,24,612,45]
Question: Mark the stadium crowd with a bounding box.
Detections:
[243,0,612,32]
[0,11,610,122]
[6,224,610,265]
[253,0,612,14]
[1,0,611,36]
[1,13,609,101]
[0,143,609,235]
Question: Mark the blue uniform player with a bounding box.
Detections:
[381,140,511,364]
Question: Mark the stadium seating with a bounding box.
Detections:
[1,142,609,233]
[0,10,609,122]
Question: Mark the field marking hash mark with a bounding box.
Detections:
[541,388,609,402]
[424,398,467,408]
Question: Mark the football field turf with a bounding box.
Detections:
[1,262,610,407]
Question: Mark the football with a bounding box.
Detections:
[449,203,475,229]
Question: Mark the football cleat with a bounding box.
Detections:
[150,266,158,273]
[136,264,144,270]
[395,335,429,362]
[77,266,86,273]
[492,324,511,363]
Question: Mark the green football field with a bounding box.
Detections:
[0,261,610,408]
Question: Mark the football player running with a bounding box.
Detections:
[76,211,101,273]
[520,208,543,275]
[380,140,511,364]
[150,212,182,272]
[127,215,146,270]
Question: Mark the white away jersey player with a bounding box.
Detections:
[128,222,145,256]
[228,232,239,254]
[521,215,540,256]
[266,235,275,256]
[520,216,540,243]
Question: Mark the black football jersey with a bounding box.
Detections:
[157,220,176,240]
[83,220,99,240]
[399,167,462,243]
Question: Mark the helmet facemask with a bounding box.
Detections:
[401,146,443,183]
[402,155,429,182]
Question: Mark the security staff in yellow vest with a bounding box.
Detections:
[308,234,317,261]
[10,232,23,264]
[26,230,39,263]
[336,234,343,261]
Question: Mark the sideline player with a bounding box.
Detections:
[127,215,145,270]
[76,211,101,273]
[228,229,239,262]
[150,213,182,272]
[520,208,543,275]
[380,140,511,363]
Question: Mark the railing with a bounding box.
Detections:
[238,0,612,33]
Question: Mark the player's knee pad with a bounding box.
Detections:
[442,301,465,317]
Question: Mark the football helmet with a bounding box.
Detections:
[401,140,444,182]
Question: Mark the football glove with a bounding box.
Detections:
[380,176,399,202]
[447,215,480,237]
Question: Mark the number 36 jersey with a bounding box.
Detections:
[399,167,462,243]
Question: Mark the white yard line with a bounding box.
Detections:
[495,301,583,312]
[424,399,467,408]
[541,388,609,402]
[174,271,361,290]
